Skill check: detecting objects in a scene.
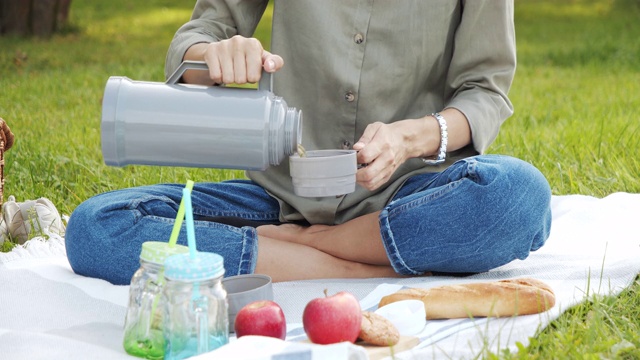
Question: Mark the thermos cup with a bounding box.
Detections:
[101,61,302,170]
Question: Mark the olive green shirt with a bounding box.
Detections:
[166,0,516,225]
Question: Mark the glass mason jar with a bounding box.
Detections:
[122,241,189,359]
[163,252,229,360]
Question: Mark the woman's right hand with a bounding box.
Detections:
[182,35,284,85]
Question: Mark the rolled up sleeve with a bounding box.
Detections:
[445,0,516,154]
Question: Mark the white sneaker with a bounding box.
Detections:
[0,195,66,245]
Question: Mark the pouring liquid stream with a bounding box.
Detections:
[297,144,307,157]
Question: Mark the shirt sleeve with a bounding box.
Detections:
[164,0,269,80]
[444,0,517,154]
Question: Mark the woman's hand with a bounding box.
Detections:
[182,35,284,85]
[353,120,426,191]
[354,109,472,191]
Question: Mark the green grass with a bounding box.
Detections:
[1,0,639,357]
[0,0,270,215]
[498,0,640,197]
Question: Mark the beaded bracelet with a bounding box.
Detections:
[422,112,448,165]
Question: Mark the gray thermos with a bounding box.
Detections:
[101,61,302,170]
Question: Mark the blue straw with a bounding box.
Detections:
[182,187,203,306]
[182,187,197,259]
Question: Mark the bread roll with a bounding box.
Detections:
[358,311,400,346]
[378,278,555,319]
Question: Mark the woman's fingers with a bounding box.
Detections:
[262,50,284,73]
[354,122,409,191]
[202,36,283,85]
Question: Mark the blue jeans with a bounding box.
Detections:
[66,155,551,285]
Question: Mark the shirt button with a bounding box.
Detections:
[354,33,364,44]
[345,91,355,102]
[342,140,351,150]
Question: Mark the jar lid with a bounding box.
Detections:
[164,252,225,281]
[140,241,189,265]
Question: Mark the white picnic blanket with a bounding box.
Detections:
[1,193,639,360]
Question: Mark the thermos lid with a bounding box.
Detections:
[140,241,189,265]
[164,252,225,281]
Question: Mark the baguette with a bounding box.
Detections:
[378,278,555,319]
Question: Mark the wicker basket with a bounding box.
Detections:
[0,118,15,207]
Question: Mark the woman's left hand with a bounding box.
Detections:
[353,121,414,191]
[353,109,471,191]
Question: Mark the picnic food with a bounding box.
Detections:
[379,278,555,319]
[358,311,400,346]
[303,290,362,344]
[234,300,287,340]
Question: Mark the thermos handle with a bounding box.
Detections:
[166,60,273,92]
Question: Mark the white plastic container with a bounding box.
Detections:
[375,299,427,336]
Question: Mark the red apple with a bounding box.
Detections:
[302,290,362,345]
[234,300,287,340]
